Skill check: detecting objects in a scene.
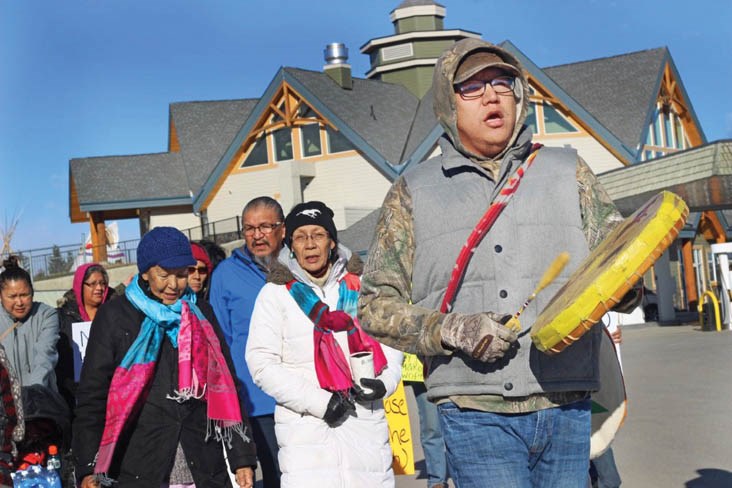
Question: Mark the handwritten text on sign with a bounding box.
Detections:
[401,353,424,382]
[383,381,415,475]
[71,321,92,381]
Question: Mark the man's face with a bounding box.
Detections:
[242,206,284,259]
[454,67,518,159]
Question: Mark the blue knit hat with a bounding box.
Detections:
[137,227,196,273]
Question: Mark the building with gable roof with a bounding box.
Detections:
[69,0,731,321]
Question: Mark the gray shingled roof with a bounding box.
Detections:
[171,99,258,193]
[543,48,667,152]
[286,67,420,165]
[339,208,381,254]
[71,152,188,208]
[402,86,438,160]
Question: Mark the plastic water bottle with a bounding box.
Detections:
[46,445,61,472]
[11,464,61,488]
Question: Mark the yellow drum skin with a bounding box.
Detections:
[531,191,689,354]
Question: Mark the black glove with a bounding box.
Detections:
[353,378,387,402]
[323,392,355,427]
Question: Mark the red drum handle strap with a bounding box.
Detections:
[439,144,543,313]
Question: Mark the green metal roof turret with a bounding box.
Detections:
[360,0,479,98]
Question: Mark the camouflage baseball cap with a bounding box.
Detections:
[454,51,521,84]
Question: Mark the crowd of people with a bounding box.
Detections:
[0,38,634,488]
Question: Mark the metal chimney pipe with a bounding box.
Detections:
[324,43,349,65]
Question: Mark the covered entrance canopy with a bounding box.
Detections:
[599,140,732,216]
[599,140,732,323]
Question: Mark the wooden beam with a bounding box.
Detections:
[681,239,698,306]
[200,81,335,211]
[69,178,87,223]
[89,212,108,263]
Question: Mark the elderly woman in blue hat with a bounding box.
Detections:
[72,227,257,488]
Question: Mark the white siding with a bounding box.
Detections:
[533,135,625,174]
[149,211,200,231]
[204,154,392,230]
[206,169,282,222]
[303,154,392,229]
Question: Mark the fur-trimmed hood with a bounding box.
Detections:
[268,243,363,286]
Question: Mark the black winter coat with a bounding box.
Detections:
[72,294,257,487]
[56,289,116,413]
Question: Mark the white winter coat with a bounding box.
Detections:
[246,248,402,488]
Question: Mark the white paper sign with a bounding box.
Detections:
[71,321,92,381]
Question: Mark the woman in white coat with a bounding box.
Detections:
[246,201,402,488]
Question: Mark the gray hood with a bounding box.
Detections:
[432,38,529,163]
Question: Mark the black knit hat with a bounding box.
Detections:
[285,201,337,246]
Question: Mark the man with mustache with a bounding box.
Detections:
[359,38,627,487]
[210,196,284,487]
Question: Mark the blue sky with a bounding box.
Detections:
[1,0,730,251]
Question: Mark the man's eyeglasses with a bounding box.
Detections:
[83,281,108,288]
[292,232,329,245]
[243,222,282,236]
[188,266,208,275]
[455,76,516,100]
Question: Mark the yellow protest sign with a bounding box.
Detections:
[401,353,424,382]
[384,381,415,475]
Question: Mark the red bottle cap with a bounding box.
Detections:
[48,445,58,456]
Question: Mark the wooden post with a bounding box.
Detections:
[89,212,108,263]
[681,239,697,308]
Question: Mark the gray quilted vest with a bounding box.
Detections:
[405,139,600,400]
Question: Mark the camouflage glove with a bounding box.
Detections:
[440,312,518,362]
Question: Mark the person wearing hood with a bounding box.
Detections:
[245,201,403,488]
[358,38,627,487]
[0,256,59,392]
[72,227,256,488]
[56,263,115,412]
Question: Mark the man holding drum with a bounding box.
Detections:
[359,38,631,487]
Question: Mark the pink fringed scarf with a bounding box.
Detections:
[287,273,387,394]
[94,280,245,479]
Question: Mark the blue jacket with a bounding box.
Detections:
[210,247,276,417]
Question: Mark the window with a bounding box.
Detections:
[273,128,293,161]
[299,104,317,119]
[326,126,354,153]
[301,124,322,157]
[525,102,537,134]
[664,111,673,148]
[653,109,663,148]
[543,104,577,133]
[673,114,685,150]
[242,136,268,168]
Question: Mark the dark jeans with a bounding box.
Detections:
[409,381,449,487]
[251,414,280,488]
[590,446,622,488]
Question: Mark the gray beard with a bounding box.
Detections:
[252,253,275,272]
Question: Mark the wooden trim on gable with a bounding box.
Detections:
[699,211,726,243]
[659,63,703,147]
[199,81,345,211]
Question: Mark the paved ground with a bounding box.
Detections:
[253,323,732,487]
[611,324,732,487]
